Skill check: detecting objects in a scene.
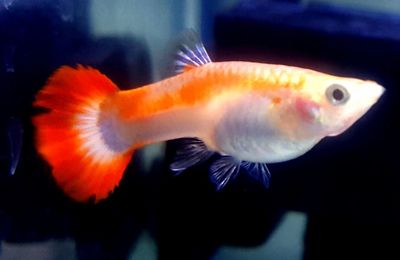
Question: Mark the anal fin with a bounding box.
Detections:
[170,139,272,190]
[170,138,214,174]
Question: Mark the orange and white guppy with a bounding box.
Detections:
[33,34,385,203]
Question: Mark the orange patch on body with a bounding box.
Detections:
[272,97,282,104]
[111,62,306,121]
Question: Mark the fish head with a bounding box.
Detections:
[300,73,385,137]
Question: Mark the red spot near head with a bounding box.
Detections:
[295,97,320,123]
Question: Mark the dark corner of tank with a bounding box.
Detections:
[0,0,399,260]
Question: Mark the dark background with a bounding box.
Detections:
[0,0,399,259]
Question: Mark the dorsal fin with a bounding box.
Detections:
[174,30,212,74]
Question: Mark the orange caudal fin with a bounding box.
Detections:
[33,66,133,203]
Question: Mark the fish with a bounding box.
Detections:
[33,32,385,203]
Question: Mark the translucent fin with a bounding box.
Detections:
[174,30,212,74]
[170,138,272,190]
[209,156,241,191]
[8,118,23,176]
[241,161,271,188]
[170,138,214,174]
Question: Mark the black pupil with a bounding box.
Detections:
[332,88,344,101]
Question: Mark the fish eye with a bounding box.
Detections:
[326,84,350,105]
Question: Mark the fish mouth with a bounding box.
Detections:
[327,83,385,137]
[377,85,385,98]
[371,82,385,102]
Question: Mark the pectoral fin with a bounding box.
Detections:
[209,156,241,191]
[241,161,271,188]
[170,139,272,190]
